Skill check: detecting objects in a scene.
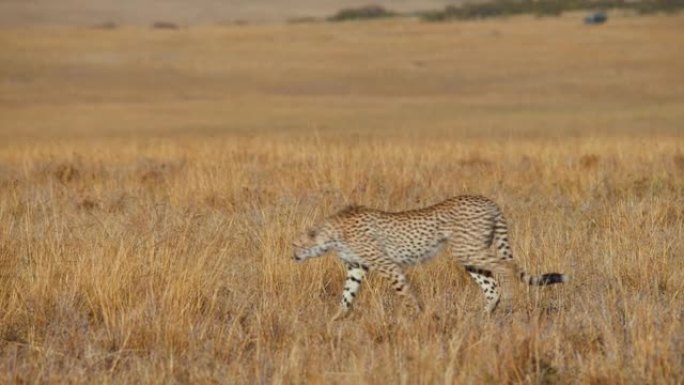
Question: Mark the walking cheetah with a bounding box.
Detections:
[292,195,567,320]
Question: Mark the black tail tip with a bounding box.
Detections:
[538,273,568,285]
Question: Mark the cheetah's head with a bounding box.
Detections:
[293,224,335,262]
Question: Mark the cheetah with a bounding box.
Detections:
[292,195,568,320]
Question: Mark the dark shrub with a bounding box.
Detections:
[328,5,395,21]
[421,0,684,22]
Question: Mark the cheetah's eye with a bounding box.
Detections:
[307,229,317,238]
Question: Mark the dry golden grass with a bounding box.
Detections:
[0,13,683,385]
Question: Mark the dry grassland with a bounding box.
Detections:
[1,13,683,385]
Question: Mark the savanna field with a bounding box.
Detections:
[0,12,683,384]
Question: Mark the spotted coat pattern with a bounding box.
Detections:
[293,195,567,319]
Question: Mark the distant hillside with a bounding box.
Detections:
[0,0,459,26]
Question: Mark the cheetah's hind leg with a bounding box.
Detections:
[465,266,501,314]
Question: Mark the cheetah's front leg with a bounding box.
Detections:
[377,263,423,314]
[331,263,367,321]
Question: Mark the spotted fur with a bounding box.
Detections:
[293,195,568,319]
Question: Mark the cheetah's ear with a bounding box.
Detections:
[307,229,317,238]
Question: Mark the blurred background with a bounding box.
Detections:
[2,1,683,142]
[0,1,457,25]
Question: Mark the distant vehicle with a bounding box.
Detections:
[584,12,607,25]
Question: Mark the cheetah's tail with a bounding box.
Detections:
[520,272,569,286]
[491,212,569,286]
[490,251,569,286]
